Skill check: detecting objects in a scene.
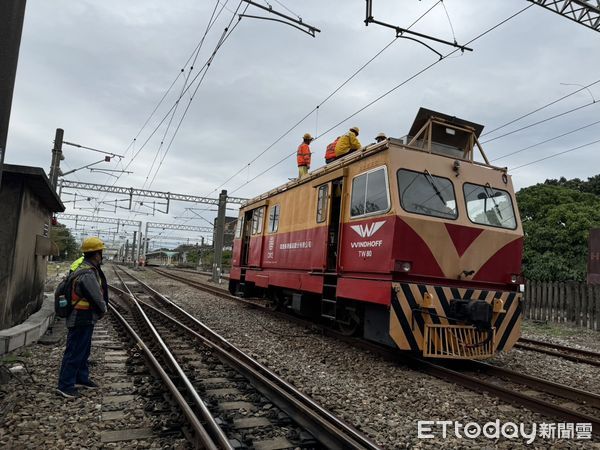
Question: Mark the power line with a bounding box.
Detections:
[93,2,231,212]
[511,138,600,171]
[228,3,534,195]
[206,0,444,198]
[141,0,227,191]
[147,3,247,190]
[481,100,598,144]
[491,118,600,162]
[481,78,600,137]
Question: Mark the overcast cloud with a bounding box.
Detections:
[6,0,600,248]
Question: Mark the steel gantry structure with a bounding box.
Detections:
[59,179,247,211]
[56,213,143,261]
[529,0,600,31]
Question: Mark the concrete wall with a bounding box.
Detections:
[0,176,49,329]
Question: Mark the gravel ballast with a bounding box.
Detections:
[123,268,599,449]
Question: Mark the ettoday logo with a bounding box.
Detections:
[417,420,592,443]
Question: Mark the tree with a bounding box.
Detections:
[517,183,600,281]
[50,224,79,261]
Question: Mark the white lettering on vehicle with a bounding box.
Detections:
[350,240,383,248]
[350,220,386,238]
[279,241,312,250]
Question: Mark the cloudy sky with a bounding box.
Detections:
[6,0,600,248]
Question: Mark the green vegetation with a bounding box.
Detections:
[50,224,79,261]
[172,244,232,271]
[517,175,600,281]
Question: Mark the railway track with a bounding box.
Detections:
[144,265,600,436]
[515,337,600,368]
[112,266,382,450]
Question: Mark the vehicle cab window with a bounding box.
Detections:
[316,185,328,223]
[397,169,457,219]
[350,166,390,218]
[463,183,516,229]
[251,207,265,235]
[267,204,280,233]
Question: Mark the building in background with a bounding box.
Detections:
[0,164,64,329]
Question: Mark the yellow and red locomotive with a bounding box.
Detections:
[229,108,523,359]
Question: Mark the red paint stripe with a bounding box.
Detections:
[474,238,523,283]
[444,223,484,257]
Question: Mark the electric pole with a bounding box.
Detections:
[212,190,227,283]
[49,128,64,189]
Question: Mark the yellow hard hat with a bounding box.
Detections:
[81,237,105,253]
[303,133,313,140]
[350,126,360,135]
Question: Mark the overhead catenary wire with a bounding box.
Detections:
[511,138,600,171]
[98,2,245,221]
[92,0,230,214]
[491,118,600,162]
[480,99,598,145]
[481,78,600,137]
[140,0,229,191]
[205,0,444,198]
[227,3,535,195]
[147,2,248,190]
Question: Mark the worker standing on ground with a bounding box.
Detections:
[335,126,362,159]
[375,132,387,143]
[57,237,108,399]
[297,133,313,178]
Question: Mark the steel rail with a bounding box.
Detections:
[119,268,382,450]
[466,360,600,409]
[151,268,233,298]
[143,266,600,435]
[112,271,234,450]
[411,357,600,436]
[107,303,217,449]
[515,338,600,367]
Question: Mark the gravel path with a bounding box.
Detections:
[122,268,599,449]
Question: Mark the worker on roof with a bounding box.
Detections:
[375,132,387,143]
[334,126,362,158]
[57,237,108,399]
[297,133,313,178]
[325,136,340,164]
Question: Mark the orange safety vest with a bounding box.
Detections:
[297,143,311,167]
[325,138,339,163]
[70,267,101,310]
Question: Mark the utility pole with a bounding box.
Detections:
[131,231,137,266]
[49,128,64,189]
[212,190,227,283]
[0,0,27,191]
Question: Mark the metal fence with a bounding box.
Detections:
[524,281,600,330]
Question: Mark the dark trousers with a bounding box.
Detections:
[58,324,94,391]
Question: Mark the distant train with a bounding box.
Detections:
[229,108,523,360]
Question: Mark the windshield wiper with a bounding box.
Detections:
[423,170,447,206]
[483,184,503,219]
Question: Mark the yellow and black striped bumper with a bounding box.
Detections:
[390,282,522,359]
